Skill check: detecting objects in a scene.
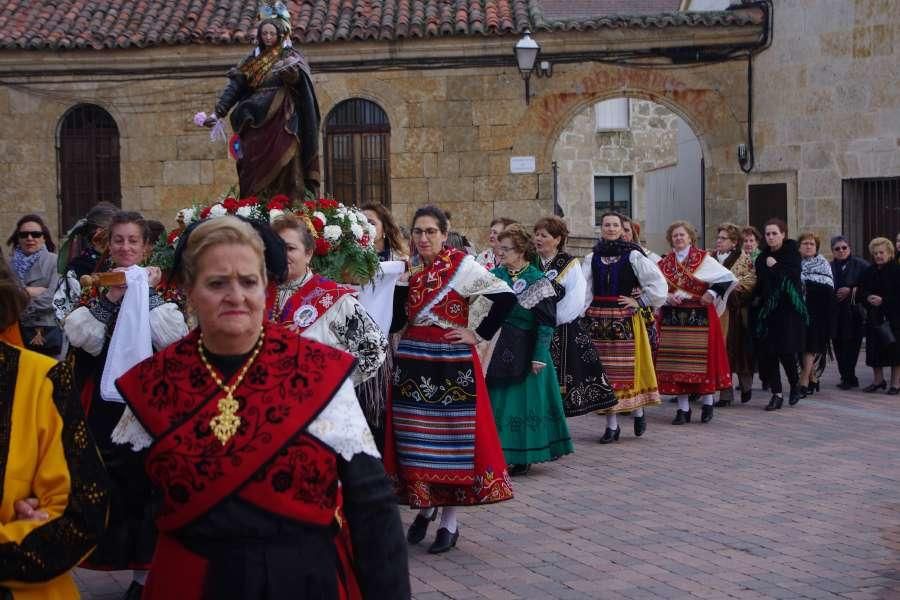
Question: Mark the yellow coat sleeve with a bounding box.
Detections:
[0,357,110,589]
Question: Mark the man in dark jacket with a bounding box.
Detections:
[830,236,869,389]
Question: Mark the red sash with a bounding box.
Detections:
[407,248,468,326]
[658,247,710,298]
[116,323,356,532]
[266,274,356,331]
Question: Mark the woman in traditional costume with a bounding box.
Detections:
[111,216,410,599]
[582,212,667,443]
[269,214,387,431]
[656,221,737,425]
[0,259,110,600]
[533,216,617,417]
[829,236,869,390]
[752,218,808,411]
[206,3,320,200]
[711,223,756,407]
[859,237,900,394]
[63,211,188,600]
[385,205,516,554]
[6,215,60,357]
[487,224,573,475]
[797,232,836,397]
[475,217,517,271]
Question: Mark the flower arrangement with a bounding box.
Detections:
[156,191,379,285]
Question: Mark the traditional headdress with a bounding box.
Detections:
[258,1,292,35]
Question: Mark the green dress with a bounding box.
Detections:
[487,264,574,465]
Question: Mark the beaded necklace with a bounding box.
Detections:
[199,328,266,445]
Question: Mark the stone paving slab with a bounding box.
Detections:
[76,360,900,599]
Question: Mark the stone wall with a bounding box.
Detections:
[751,0,900,247]
[552,99,681,238]
[0,28,757,251]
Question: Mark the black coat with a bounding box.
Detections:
[860,261,900,366]
[830,255,869,340]
[753,239,807,354]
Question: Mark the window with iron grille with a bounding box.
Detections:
[842,177,900,259]
[594,175,632,224]
[57,104,121,233]
[324,99,391,207]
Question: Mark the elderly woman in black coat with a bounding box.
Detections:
[829,236,869,390]
[753,218,808,410]
[859,237,900,394]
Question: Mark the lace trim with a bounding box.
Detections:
[307,380,380,462]
[111,407,154,451]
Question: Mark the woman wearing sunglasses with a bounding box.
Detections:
[5,214,61,356]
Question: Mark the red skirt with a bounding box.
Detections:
[656,303,732,395]
[383,325,513,508]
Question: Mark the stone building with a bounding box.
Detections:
[1,0,894,257]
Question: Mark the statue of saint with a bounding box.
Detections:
[206,2,320,201]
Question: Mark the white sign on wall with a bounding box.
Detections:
[509,156,536,174]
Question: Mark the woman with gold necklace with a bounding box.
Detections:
[110,216,410,599]
[487,224,573,476]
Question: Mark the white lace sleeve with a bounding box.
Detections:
[63,306,106,356]
[307,379,380,461]
[150,302,189,350]
[556,258,587,325]
[111,406,154,452]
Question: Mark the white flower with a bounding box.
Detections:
[236,205,254,218]
[364,222,376,237]
[350,222,364,240]
[313,211,326,224]
[269,208,285,223]
[208,204,227,218]
[178,207,196,223]
[323,225,342,242]
[354,211,369,224]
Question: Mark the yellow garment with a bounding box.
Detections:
[599,315,662,414]
[0,342,109,599]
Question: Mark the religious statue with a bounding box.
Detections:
[204,2,320,201]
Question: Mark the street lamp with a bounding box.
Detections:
[514,31,540,105]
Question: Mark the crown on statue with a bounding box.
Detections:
[258,1,292,30]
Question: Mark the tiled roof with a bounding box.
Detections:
[0,1,763,51]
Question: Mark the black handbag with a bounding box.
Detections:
[21,325,64,356]
[873,317,897,347]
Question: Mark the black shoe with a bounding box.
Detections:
[812,382,820,392]
[765,395,783,411]
[740,389,752,403]
[789,387,801,406]
[888,387,900,396]
[599,426,621,444]
[798,385,810,399]
[701,404,714,423]
[407,509,437,544]
[672,409,691,425]
[864,381,887,393]
[509,463,531,476]
[837,381,853,390]
[123,582,144,600]
[634,415,646,437]
[428,527,459,554]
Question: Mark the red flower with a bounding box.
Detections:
[359,234,370,247]
[269,194,290,210]
[166,228,183,245]
[318,198,338,209]
[314,237,331,256]
[304,200,316,211]
[238,196,256,207]
[222,197,239,213]
[311,216,325,231]
[200,206,212,219]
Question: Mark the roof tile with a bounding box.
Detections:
[0,0,763,51]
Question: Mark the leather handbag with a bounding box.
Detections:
[873,317,896,347]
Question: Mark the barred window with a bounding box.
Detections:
[324,99,391,207]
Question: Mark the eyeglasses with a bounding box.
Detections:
[832,245,849,251]
[411,228,441,237]
[18,231,43,239]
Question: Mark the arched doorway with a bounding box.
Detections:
[57,104,121,232]
[323,98,391,207]
[552,97,704,255]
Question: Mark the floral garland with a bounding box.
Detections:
[154,191,379,285]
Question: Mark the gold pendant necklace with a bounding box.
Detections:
[199,328,266,446]
[506,263,528,280]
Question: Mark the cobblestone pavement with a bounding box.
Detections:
[76,361,900,599]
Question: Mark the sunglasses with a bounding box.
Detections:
[18,231,44,239]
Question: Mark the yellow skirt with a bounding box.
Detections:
[594,314,661,414]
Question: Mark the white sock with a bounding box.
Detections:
[607,414,619,430]
[677,396,690,412]
[701,394,715,406]
[634,408,644,418]
[132,570,149,585]
[439,507,458,533]
[418,507,437,520]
